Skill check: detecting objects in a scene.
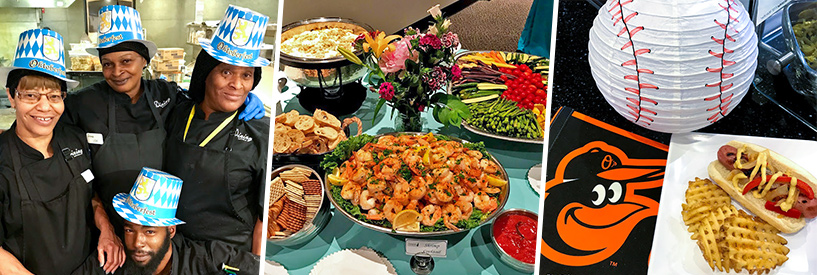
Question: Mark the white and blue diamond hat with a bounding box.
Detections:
[113,167,185,226]
[0,29,78,89]
[86,5,157,59]
[199,5,270,67]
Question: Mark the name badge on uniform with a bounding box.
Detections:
[87,133,104,145]
[81,169,94,183]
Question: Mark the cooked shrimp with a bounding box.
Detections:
[429,185,454,203]
[467,150,483,159]
[484,187,501,194]
[442,203,462,231]
[408,177,427,200]
[456,199,473,219]
[359,190,377,210]
[383,199,404,223]
[405,199,421,212]
[341,183,361,206]
[367,179,387,193]
[480,159,498,174]
[367,209,385,220]
[351,166,369,182]
[421,204,442,226]
[474,192,498,213]
[354,150,373,163]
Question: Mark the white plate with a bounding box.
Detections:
[527,163,542,196]
[647,133,817,275]
[309,247,397,275]
[264,260,289,275]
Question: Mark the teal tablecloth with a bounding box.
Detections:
[266,78,544,275]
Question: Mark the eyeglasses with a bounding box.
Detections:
[16,90,67,104]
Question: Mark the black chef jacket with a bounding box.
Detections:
[61,78,182,144]
[0,123,95,272]
[71,236,260,275]
[164,101,268,249]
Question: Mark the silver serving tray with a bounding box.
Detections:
[451,50,545,145]
[323,132,510,237]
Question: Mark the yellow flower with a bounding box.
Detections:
[363,31,400,59]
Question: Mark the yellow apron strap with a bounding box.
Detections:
[183,106,238,147]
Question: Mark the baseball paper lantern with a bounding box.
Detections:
[588,0,758,133]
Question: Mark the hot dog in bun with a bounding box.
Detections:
[708,140,817,233]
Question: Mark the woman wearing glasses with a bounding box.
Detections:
[0,29,123,274]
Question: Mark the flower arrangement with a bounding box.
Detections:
[338,4,470,131]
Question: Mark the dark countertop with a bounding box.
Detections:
[551,1,817,144]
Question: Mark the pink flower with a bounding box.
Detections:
[441,32,459,48]
[378,40,418,73]
[418,105,425,112]
[422,66,447,91]
[451,65,462,81]
[378,82,395,100]
[419,34,443,50]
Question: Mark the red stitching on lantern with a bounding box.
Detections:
[611,0,657,125]
[705,0,740,124]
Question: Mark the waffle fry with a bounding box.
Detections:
[682,177,789,273]
[682,178,731,238]
[695,205,739,271]
[719,211,789,274]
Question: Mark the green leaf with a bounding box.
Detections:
[432,105,441,122]
[437,107,451,125]
[405,59,418,72]
[372,98,386,124]
[449,115,461,127]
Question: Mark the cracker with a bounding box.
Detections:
[301,179,322,196]
[294,115,315,132]
[313,109,341,129]
[280,170,310,183]
[283,110,299,126]
[272,131,292,154]
[268,177,287,207]
[314,126,339,140]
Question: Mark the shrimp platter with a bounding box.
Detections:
[321,132,509,235]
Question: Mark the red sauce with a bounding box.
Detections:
[493,213,537,264]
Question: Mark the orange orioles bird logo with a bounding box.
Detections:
[541,141,665,267]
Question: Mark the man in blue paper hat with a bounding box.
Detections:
[73,167,259,275]
[60,5,266,241]
[164,5,270,255]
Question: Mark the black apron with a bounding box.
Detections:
[166,107,254,251]
[92,90,166,237]
[8,133,93,274]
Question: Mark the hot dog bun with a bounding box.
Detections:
[707,140,817,234]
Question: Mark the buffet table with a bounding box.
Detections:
[266,76,543,275]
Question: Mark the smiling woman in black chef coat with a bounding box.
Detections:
[163,5,270,255]
[0,29,124,275]
[60,5,265,239]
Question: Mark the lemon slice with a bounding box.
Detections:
[392,210,422,232]
[327,174,348,186]
[422,149,431,165]
[486,175,508,187]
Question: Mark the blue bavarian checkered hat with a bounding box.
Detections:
[198,5,270,67]
[86,5,157,59]
[0,29,78,89]
[112,167,185,226]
